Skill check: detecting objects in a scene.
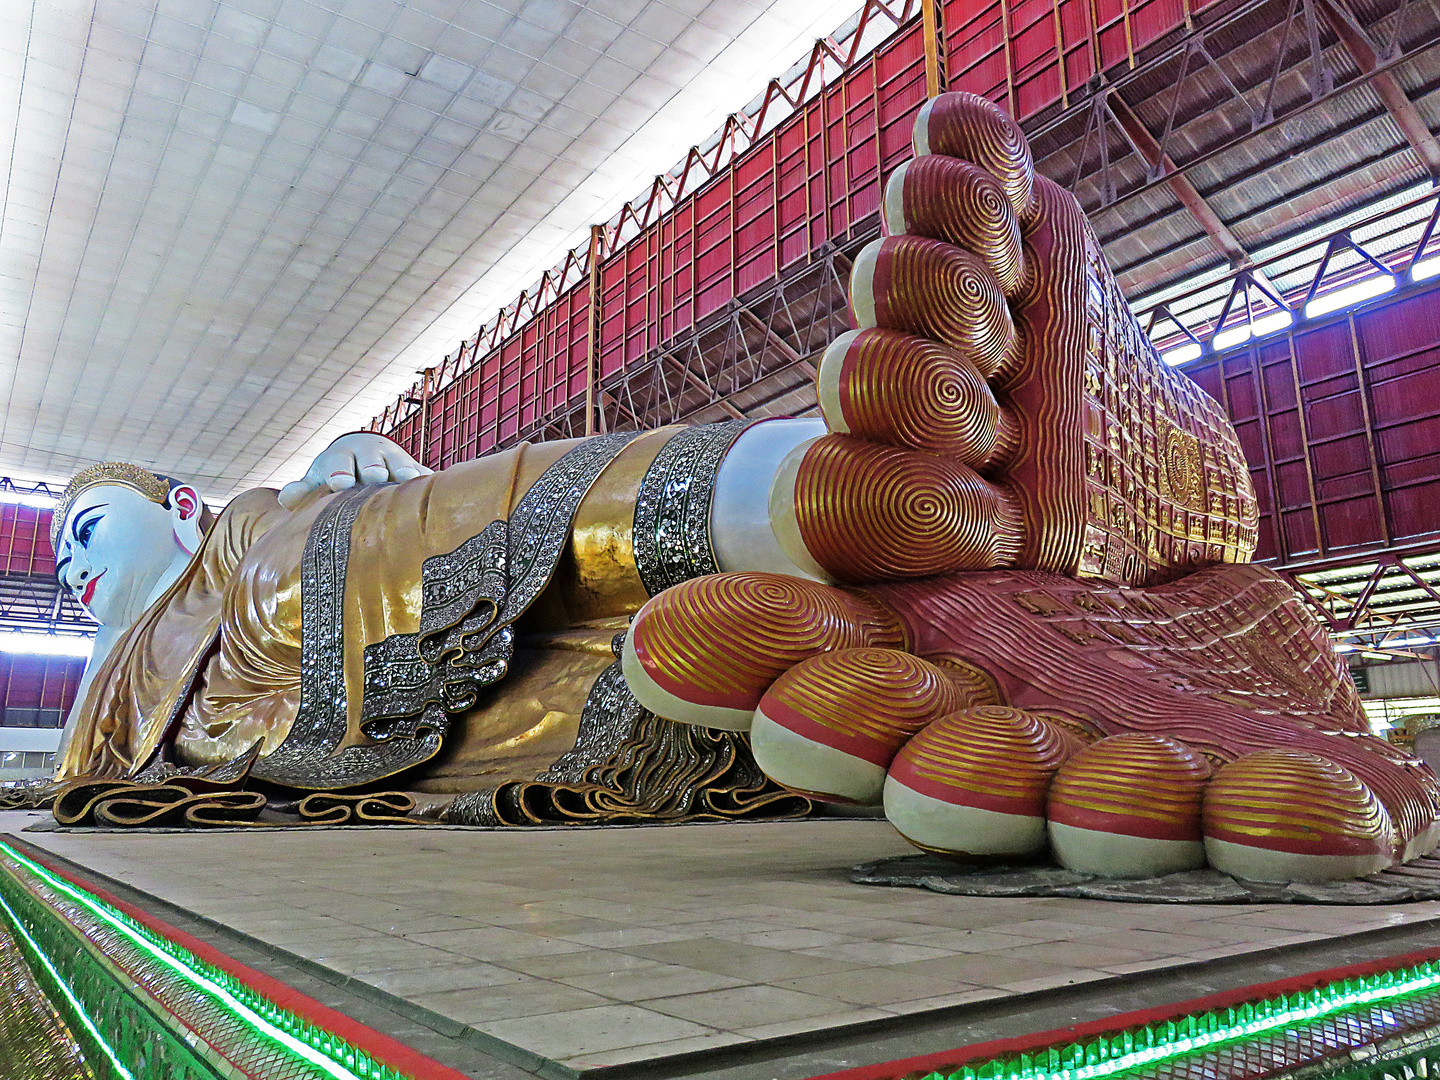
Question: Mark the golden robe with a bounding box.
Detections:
[57,429,683,790]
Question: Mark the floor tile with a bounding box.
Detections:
[493,949,664,979]
[560,925,702,948]
[622,939,864,981]
[882,987,1010,1013]
[886,929,1045,952]
[647,984,850,1029]
[1002,940,1157,968]
[893,953,1086,988]
[404,925,592,960]
[1074,930,1219,955]
[734,1007,891,1040]
[732,928,857,950]
[775,966,976,1006]
[560,1031,752,1068]
[798,941,958,965]
[365,961,529,997]
[560,962,749,1000]
[410,980,611,1025]
[479,1004,714,1058]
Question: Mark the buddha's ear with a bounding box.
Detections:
[168,485,205,555]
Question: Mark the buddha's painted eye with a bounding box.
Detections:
[70,506,105,549]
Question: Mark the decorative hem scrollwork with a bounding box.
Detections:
[444,659,812,827]
[254,432,642,790]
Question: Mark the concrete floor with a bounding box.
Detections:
[6,812,1440,1076]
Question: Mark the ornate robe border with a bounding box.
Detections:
[253,432,641,790]
[632,419,755,596]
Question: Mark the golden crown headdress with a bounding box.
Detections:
[50,463,171,549]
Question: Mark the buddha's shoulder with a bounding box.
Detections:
[222,487,284,518]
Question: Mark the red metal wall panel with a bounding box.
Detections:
[0,506,55,577]
[0,653,84,727]
[392,282,592,467]
[943,0,1210,123]
[1186,285,1440,570]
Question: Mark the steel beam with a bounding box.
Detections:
[1315,0,1440,179]
[1106,92,1252,268]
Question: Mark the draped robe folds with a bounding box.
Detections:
[56,431,678,788]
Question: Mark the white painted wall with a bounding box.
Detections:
[0,727,62,753]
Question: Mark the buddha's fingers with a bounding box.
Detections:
[620,572,904,731]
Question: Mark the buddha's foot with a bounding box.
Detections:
[768,91,1254,589]
[623,570,1440,883]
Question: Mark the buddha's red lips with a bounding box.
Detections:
[81,571,104,607]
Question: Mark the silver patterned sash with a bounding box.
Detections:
[632,419,755,596]
[251,431,641,790]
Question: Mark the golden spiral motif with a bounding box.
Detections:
[1202,749,1394,857]
[1047,734,1212,840]
[888,705,1077,814]
[630,572,904,709]
[917,92,1037,223]
[759,648,960,766]
[899,155,1026,296]
[794,434,1024,583]
[830,329,1000,463]
[870,235,1018,378]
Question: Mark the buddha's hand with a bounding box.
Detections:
[277,433,433,509]
[619,93,1440,882]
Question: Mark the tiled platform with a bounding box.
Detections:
[5,812,1440,1073]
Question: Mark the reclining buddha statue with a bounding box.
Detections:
[43,92,1439,882]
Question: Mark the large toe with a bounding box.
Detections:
[1047,734,1213,879]
[883,706,1081,858]
[912,91,1037,224]
[816,328,1016,468]
[769,434,1023,583]
[850,235,1020,381]
[883,157,1027,297]
[1202,749,1395,882]
[751,649,959,805]
[622,573,904,730]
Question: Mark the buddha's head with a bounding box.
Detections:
[51,463,213,629]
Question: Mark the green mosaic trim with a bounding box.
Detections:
[0,841,412,1080]
[924,961,1440,1080]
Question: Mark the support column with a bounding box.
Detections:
[417,367,433,468]
[922,0,943,98]
[585,225,604,436]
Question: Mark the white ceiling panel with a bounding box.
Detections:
[0,0,856,496]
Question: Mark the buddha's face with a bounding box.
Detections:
[54,483,203,628]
